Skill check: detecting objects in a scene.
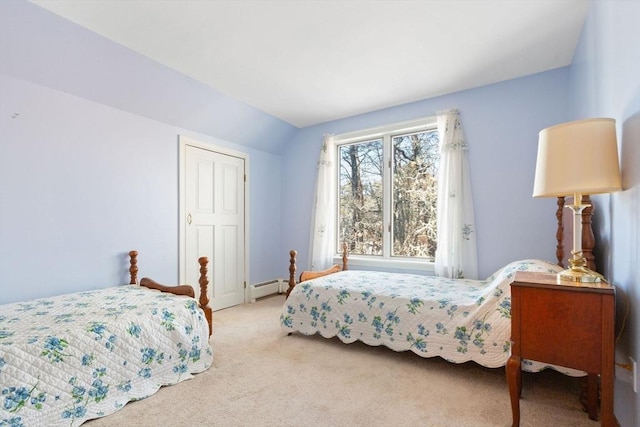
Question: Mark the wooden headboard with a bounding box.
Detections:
[555,195,596,271]
[128,250,213,336]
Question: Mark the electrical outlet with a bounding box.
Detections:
[631,356,638,393]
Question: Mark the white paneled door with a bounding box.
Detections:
[183,140,246,311]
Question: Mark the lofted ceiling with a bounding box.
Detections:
[30,0,590,128]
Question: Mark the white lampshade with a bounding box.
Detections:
[533,118,622,197]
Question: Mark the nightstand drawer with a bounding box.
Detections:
[518,286,602,372]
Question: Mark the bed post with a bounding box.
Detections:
[129,250,138,284]
[198,257,213,336]
[556,195,596,272]
[286,250,297,298]
[581,195,596,271]
[341,242,348,271]
[555,197,565,267]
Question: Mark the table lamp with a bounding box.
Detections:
[533,118,622,283]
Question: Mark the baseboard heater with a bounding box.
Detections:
[249,278,287,303]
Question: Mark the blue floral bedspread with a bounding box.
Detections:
[281,259,583,376]
[0,286,213,426]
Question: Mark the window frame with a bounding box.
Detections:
[333,116,438,272]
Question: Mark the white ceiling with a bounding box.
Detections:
[31,0,590,128]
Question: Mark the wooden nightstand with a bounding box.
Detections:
[506,271,615,427]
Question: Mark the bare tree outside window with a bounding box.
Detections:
[392,130,439,258]
[339,140,383,255]
[338,129,439,259]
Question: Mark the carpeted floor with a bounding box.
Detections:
[87,294,598,426]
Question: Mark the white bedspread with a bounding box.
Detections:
[0,286,213,426]
[281,259,583,375]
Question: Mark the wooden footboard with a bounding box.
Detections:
[286,243,349,298]
[128,251,213,336]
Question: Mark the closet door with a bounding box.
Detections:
[181,137,246,310]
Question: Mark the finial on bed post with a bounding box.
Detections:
[341,242,348,271]
[286,250,297,298]
[198,257,213,336]
[556,197,565,267]
[129,250,138,284]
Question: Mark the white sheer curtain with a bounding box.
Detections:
[309,134,337,271]
[434,109,478,279]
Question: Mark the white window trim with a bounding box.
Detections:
[333,254,436,273]
[333,116,438,272]
[333,116,437,144]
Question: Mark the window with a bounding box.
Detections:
[335,118,439,269]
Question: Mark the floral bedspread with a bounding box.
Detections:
[0,286,213,426]
[281,259,583,375]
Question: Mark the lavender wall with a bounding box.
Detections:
[282,68,572,278]
[0,1,293,303]
[570,1,640,425]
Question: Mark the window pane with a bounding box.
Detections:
[338,140,383,255]
[392,130,439,258]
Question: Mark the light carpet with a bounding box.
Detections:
[87,294,598,426]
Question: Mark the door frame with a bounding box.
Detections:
[178,134,250,303]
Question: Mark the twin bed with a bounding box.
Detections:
[0,251,213,426]
[280,196,596,377]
